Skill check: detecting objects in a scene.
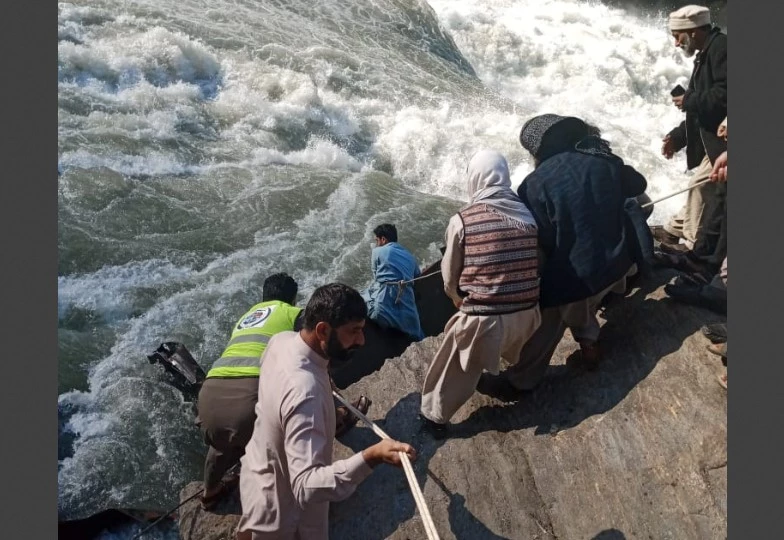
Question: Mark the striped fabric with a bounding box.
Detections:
[458,203,540,315]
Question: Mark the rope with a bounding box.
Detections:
[332,391,440,540]
[132,463,240,539]
[382,270,441,305]
[131,488,203,540]
[641,179,712,208]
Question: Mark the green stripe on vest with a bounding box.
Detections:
[206,300,301,378]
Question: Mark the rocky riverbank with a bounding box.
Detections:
[178,270,727,540]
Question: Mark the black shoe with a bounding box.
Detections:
[664,283,727,315]
[653,252,717,281]
[418,414,448,439]
[671,272,710,288]
[701,323,727,344]
[577,340,602,371]
[476,373,526,402]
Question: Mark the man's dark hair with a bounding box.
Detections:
[262,273,298,304]
[373,223,398,243]
[303,283,367,331]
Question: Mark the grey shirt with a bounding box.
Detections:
[237,331,373,539]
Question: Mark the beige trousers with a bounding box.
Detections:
[664,155,727,264]
[506,268,634,391]
[420,306,541,424]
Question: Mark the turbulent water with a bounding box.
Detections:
[58,0,700,533]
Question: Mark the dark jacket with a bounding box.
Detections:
[517,150,646,308]
[668,27,727,169]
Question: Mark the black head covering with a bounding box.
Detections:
[519,114,610,163]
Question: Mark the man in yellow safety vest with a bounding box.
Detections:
[196,273,371,510]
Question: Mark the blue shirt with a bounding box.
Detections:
[362,242,425,341]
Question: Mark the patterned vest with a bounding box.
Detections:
[457,203,540,315]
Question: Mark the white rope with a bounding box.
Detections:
[332,391,440,540]
[641,178,712,208]
[384,269,441,305]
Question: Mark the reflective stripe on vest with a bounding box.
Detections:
[207,300,301,378]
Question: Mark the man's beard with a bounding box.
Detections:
[325,331,359,367]
[680,35,697,57]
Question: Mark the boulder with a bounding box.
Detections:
[179,273,727,540]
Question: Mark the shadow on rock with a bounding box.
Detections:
[592,528,627,540]
[426,472,512,540]
[332,392,512,539]
[460,269,724,437]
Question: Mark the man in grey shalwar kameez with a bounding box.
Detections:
[237,283,416,540]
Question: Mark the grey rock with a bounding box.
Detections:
[179,277,727,540]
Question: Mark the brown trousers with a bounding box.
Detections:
[197,377,259,493]
[506,267,634,391]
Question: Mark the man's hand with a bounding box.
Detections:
[363,439,417,468]
[709,151,727,182]
[662,135,676,159]
[453,298,463,309]
[672,95,685,110]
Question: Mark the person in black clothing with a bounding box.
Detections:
[658,5,727,273]
[478,114,649,399]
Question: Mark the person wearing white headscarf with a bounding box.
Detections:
[418,150,542,438]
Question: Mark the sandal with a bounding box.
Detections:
[335,396,372,438]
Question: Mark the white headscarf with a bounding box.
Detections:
[465,150,537,227]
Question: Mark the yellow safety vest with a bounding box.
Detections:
[206,300,301,378]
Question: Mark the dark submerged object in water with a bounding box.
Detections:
[147,341,207,404]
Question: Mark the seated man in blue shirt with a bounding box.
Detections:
[361,224,425,341]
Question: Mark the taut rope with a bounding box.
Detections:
[332,391,440,540]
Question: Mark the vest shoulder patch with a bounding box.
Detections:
[237,305,277,330]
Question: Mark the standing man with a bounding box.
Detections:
[362,223,425,341]
[659,5,727,271]
[419,150,542,438]
[237,283,416,540]
[665,116,728,315]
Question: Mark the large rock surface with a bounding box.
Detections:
[179,274,727,540]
